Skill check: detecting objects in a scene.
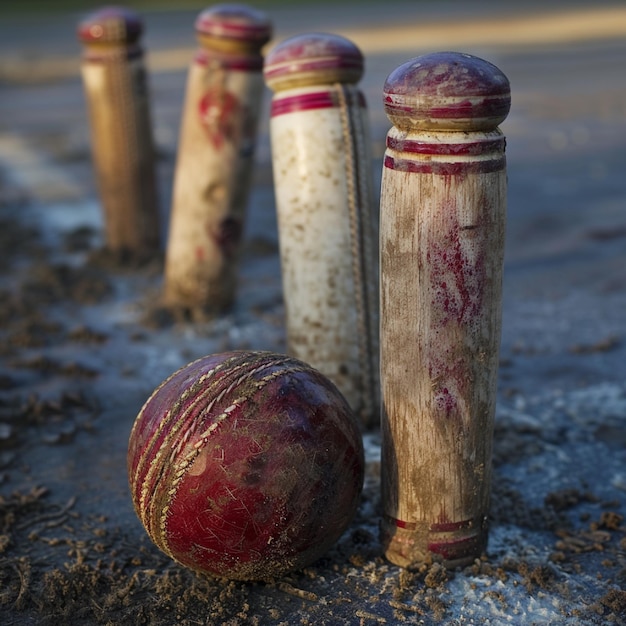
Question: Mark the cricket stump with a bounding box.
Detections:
[379,52,511,567]
[163,5,272,316]
[264,33,379,428]
[78,6,160,257]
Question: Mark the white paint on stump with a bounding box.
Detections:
[265,34,378,427]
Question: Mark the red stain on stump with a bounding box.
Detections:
[428,206,485,327]
[425,199,488,420]
[212,217,242,257]
[198,90,241,149]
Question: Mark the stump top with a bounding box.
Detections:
[383,51,511,131]
[195,4,272,53]
[264,33,363,92]
[77,7,143,45]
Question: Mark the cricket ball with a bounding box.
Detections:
[127,350,364,581]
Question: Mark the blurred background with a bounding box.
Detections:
[1,1,624,349]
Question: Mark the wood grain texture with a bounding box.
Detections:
[164,6,271,314]
[164,59,264,313]
[380,126,506,567]
[80,44,160,255]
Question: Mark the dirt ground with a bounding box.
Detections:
[1,2,626,624]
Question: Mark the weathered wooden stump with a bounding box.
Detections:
[164,5,271,315]
[78,6,160,257]
[264,33,379,428]
[379,51,511,567]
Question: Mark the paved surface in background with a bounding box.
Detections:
[0,2,625,624]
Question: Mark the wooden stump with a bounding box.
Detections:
[264,33,379,428]
[379,51,511,567]
[78,7,160,257]
[164,5,271,315]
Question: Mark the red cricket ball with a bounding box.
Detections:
[127,350,364,581]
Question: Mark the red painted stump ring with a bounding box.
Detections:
[383,51,511,131]
[127,350,364,581]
